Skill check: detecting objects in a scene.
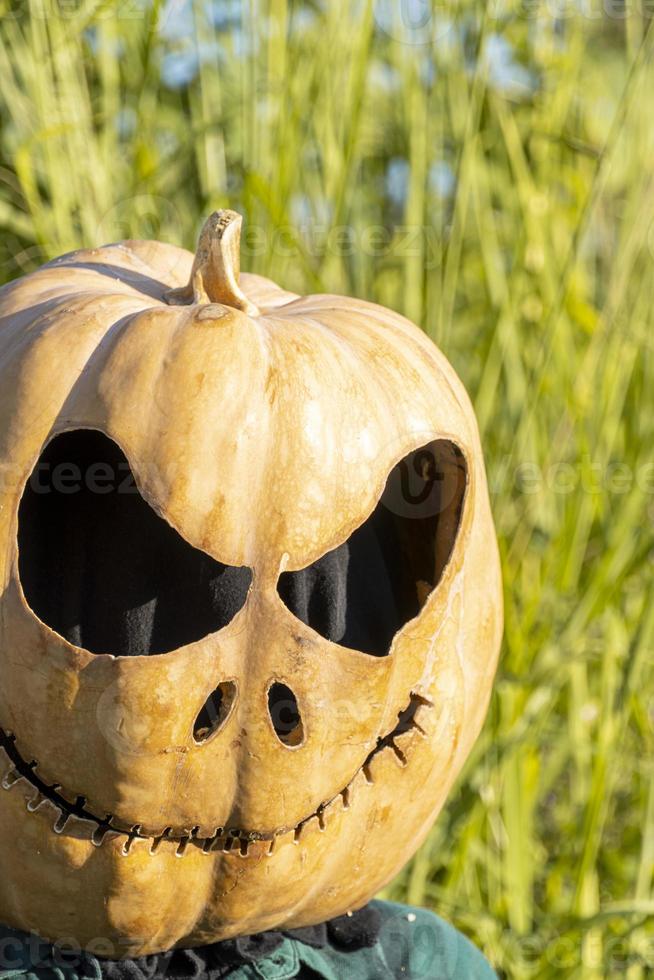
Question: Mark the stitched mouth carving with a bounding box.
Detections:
[0,693,432,858]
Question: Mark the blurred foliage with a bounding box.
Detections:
[1,1,654,976]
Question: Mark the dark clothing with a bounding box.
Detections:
[0,902,496,980]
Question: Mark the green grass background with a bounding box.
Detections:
[1,2,653,976]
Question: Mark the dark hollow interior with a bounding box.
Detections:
[193,681,237,743]
[18,430,253,656]
[268,682,303,746]
[18,430,466,659]
[277,439,467,656]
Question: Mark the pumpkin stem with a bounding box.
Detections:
[165,210,260,315]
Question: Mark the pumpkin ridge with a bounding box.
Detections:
[294,298,474,428]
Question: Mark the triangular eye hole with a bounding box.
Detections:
[17,430,253,657]
[277,440,467,657]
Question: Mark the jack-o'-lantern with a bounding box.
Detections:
[0,211,502,955]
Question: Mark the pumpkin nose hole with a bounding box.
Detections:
[193,681,237,743]
[268,683,304,747]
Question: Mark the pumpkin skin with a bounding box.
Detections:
[0,212,502,955]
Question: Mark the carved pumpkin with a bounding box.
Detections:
[0,211,502,955]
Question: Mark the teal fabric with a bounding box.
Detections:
[240,900,498,980]
[0,929,101,980]
[0,901,497,980]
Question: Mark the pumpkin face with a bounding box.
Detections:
[0,212,502,955]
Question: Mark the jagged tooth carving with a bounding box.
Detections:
[26,790,47,812]
[393,727,420,762]
[365,741,410,784]
[122,835,150,856]
[0,746,15,782]
[243,837,270,859]
[0,688,430,860]
[364,743,387,780]
[269,827,296,853]
[179,824,199,837]
[1,767,24,791]
[107,814,133,835]
[294,813,321,844]
[140,822,178,839]
[320,790,347,827]
[412,700,438,737]
[120,834,140,856]
[147,824,195,840]
[343,767,370,808]
[33,797,61,825]
[223,835,249,855]
[92,825,122,848]
[59,813,99,841]
[196,823,223,841]
[150,829,179,857]
[53,811,71,835]
[82,796,112,822]
[53,784,80,806]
